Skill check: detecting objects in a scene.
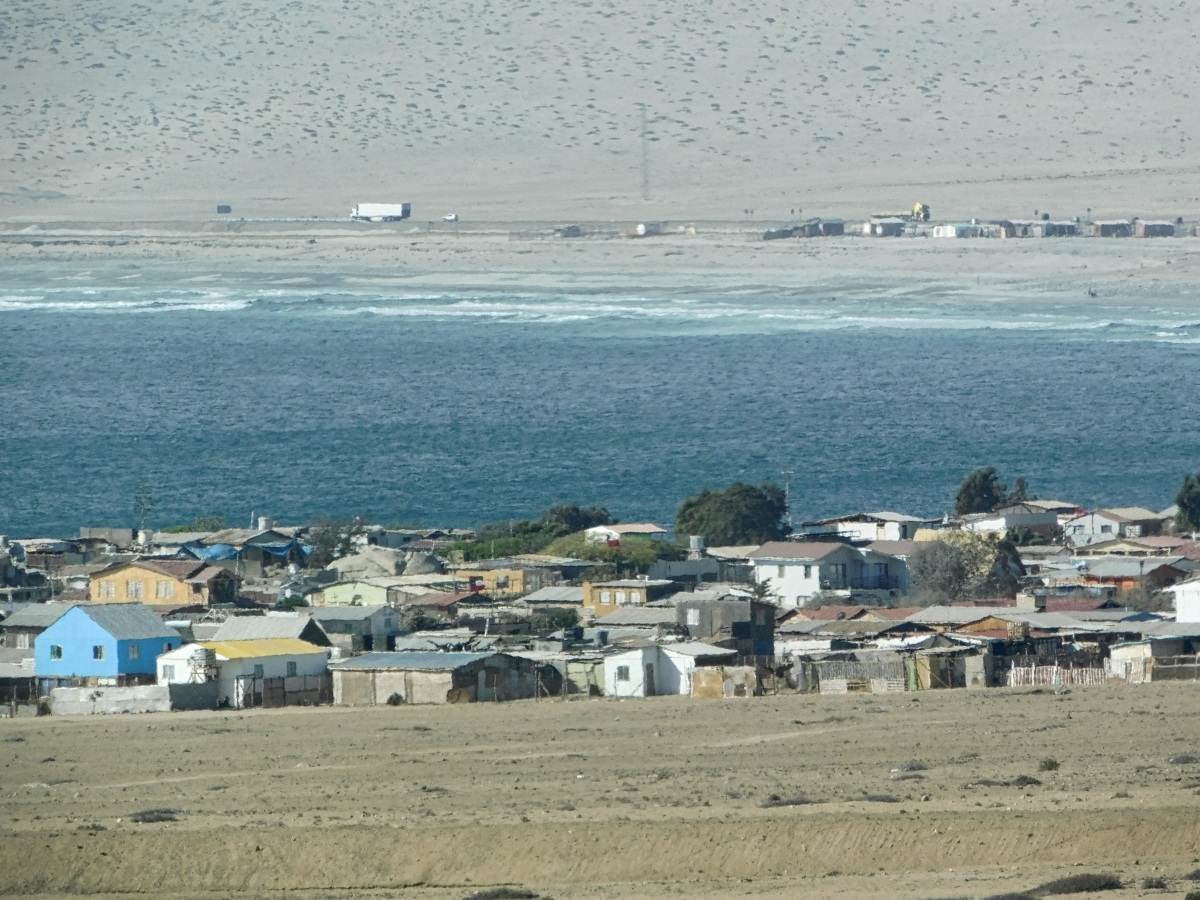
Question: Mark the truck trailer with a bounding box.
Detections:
[350,203,411,221]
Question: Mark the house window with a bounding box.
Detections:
[600,591,612,605]
[93,645,105,660]
[162,664,175,680]
[16,632,30,650]
[126,580,145,599]
[98,580,116,598]
[163,642,173,653]
[778,565,786,578]
[615,591,627,605]
[803,565,812,579]
[287,661,297,677]
[128,644,140,660]
[616,665,630,682]
[253,664,264,679]
[686,609,700,626]
[1100,525,1112,534]
[495,576,510,589]
[50,644,63,660]
[630,591,642,603]
[155,580,174,599]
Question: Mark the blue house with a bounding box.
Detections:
[35,604,182,679]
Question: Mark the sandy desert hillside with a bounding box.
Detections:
[2,683,1200,899]
[1,0,1199,223]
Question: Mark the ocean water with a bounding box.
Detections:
[2,264,1199,537]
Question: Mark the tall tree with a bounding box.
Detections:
[675,482,788,546]
[954,467,1007,515]
[908,541,968,603]
[540,503,615,533]
[1176,471,1200,533]
[133,475,154,532]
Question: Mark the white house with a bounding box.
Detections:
[747,542,907,609]
[157,638,328,708]
[658,643,737,695]
[1064,508,1162,547]
[604,646,660,697]
[585,524,668,544]
[1166,576,1200,623]
[798,511,929,542]
[959,503,1060,535]
[602,643,736,697]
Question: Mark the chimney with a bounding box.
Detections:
[257,516,272,531]
[687,535,707,560]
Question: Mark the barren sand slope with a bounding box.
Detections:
[2,682,1199,898]
[2,0,1199,222]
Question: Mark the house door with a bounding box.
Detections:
[644,664,656,696]
[234,675,256,709]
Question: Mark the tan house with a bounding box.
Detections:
[89,558,238,607]
[582,578,675,618]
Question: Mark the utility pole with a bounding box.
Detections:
[782,470,795,531]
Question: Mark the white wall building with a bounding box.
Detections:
[157,638,327,708]
[747,542,908,609]
[1167,577,1200,623]
[1064,507,1161,547]
[798,511,929,542]
[602,643,737,697]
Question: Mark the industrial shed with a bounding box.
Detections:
[330,652,537,705]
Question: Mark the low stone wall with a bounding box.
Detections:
[50,685,171,715]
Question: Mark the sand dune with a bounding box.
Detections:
[2,0,1199,222]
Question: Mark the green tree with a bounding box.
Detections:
[674,482,788,546]
[1176,471,1200,533]
[954,467,1008,515]
[305,517,367,570]
[908,541,968,604]
[540,503,615,533]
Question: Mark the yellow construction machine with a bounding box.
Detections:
[872,202,931,222]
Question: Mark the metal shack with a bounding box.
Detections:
[330,651,536,705]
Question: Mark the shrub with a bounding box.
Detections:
[130,808,179,823]
[1038,757,1060,772]
[1142,877,1168,890]
[1036,872,1121,894]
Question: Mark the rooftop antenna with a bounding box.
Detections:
[782,470,795,530]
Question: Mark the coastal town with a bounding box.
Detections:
[3,472,1199,716]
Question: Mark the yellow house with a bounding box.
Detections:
[452,567,545,600]
[320,580,391,607]
[582,579,675,618]
[90,559,238,607]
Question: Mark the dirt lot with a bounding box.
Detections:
[2,682,1199,899]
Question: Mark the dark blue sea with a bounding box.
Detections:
[2,264,1199,537]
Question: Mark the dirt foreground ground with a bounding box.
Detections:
[2,682,1198,899]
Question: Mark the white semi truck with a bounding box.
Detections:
[350,203,411,221]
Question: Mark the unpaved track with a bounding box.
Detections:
[2,683,1199,897]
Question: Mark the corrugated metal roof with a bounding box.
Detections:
[214,615,310,641]
[199,639,327,660]
[79,604,180,640]
[747,542,845,561]
[523,586,584,604]
[599,607,676,626]
[1,602,74,629]
[660,642,737,658]
[331,651,495,671]
[310,605,389,621]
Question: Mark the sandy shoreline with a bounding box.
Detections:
[2,221,1199,295]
